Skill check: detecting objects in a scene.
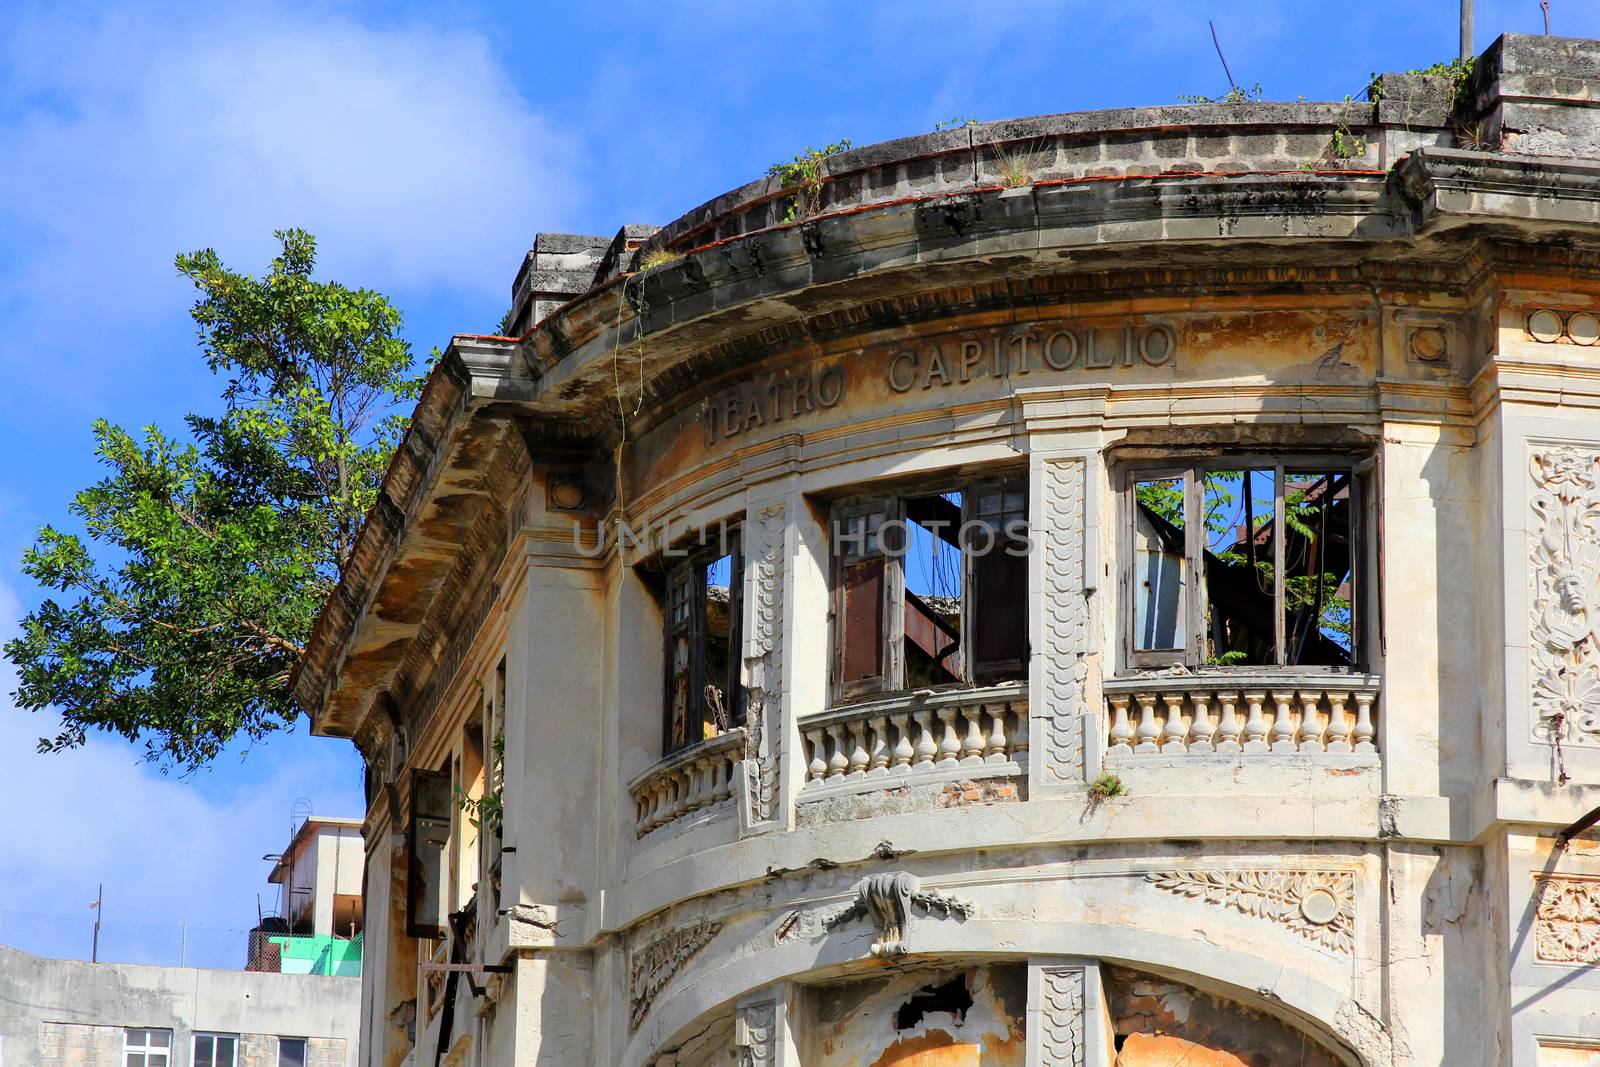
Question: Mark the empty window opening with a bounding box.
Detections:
[894,975,974,1030]
[831,476,1027,702]
[1128,459,1365,670]
[277,1039,307,1067]
[660,532,744,755]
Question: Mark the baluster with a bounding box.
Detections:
[1325,690,1352,753]
[868,714,891,776]
[1010,704,1029,763]
[1161,692,1188,752]
[936,708,962,765]
[1270,691,1297,753]
[1242,690,1269,753]
[1352,691,1376,753]
[807,729,828,783]
[1188,691,1215,753]
[634,792,648,835]
[671,771,690,820]
[826,725,849,781]
[1134,693,1161,753]
[890,712,915,772]
[984,704,1008,763]
[1297,690,1326,753]
[913,710,938,768]
[961,708,986,764]
[1108,695,1133,754]
[683,760,705,812]
[846,721,870,777]
[1214,691,1241,752]
[713,753,734,801]
[651,780,670,830]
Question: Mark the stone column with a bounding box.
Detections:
[733,986,799,1067]
[1030,455,1098,795]
[738,497,788,835]
[1026,958,1113,1067]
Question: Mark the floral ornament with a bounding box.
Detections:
[1147,869,1355,953]
[1533,876,1600,964]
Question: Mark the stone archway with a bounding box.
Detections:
[1102,965,1344,1067]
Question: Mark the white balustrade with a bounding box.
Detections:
[629,728,746,837]
[1103,676,1379,756]
[800,685,1028,793]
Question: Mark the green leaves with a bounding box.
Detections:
[7,229,426,769]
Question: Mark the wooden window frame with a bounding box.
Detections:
[1120,454,1371,674]
[828,474,1029,705]
[660,527,744,757]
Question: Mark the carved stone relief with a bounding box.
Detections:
[1147,869,1355,953]
[734,998,778,1067]
[1042,459,1089,785]
[824,871,976,957]
[743,503,785,826]
[1528,446,1600,745]
[1533,875,1600,964]
[629,920,723,1033]
[1037,966,1086,1067]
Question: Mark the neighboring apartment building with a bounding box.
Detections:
[0,946,359,1067]
[295,34,1600,1067]
[264,817,366,977]
[0,821,363,1066]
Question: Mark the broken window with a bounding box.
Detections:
[830,476,1028,702]
[661,531,744,755]
[1125,458,1366,671]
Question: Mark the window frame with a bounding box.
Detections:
[659,526,745,757]
[828,472,1030,705]
[123,1028,171,1067]
[192,1034,238,1067]
[277,1038,308,1067]
[1119,453,1370,675]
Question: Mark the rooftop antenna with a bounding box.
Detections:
[1541,1,1551,35]
[1460,0,1474,61]
[1208,21,1238,94]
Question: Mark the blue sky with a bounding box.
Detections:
[1,0,1596,949]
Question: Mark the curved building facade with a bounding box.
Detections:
[298,33,1600,1067]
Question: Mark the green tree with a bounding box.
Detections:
[5,230,425,768]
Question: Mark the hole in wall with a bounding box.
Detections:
[893,975,973,1031]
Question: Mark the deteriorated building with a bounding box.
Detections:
[297,33,1600,1067]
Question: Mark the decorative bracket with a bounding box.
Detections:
[824,871,975,957]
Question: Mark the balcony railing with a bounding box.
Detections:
[800,684,1028,795]
[629,728,746,838]
[1103,674,1380,756]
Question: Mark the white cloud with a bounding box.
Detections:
[0,569,366,961]
[0,2,578,390]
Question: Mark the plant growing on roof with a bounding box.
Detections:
[6,229,429,768]
[1178,83,1264,105]
[768,140,852,223]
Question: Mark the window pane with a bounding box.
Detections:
[904,493,963,686]
[217,1037,237,1067]
[1201,469,1276,665]
[127,1054,145,1067]
[1284,469,1355,666]
[841,557,887,682]
[150,1056,167,1067]
[150,1033,171,1050]
[194,1037,214,1067]
[1133,477,1187,651]
[279,1041,306,1067]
